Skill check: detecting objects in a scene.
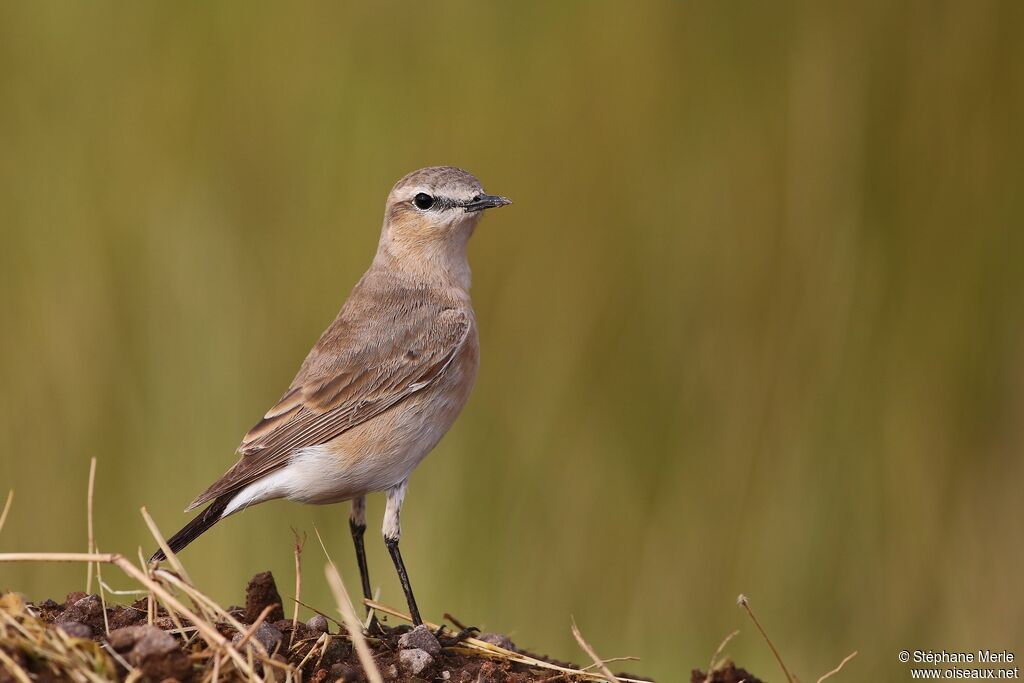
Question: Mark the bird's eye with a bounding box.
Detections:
[413,193,434,210]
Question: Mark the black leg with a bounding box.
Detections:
[385,536,422,626]
[349,518,373,608]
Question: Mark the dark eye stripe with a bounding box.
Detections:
[412,194,463,212]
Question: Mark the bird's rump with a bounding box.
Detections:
[186,303,472,511]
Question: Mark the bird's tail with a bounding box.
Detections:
[149,494,233,563]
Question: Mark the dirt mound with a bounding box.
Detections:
[690,662,765,683]
[1,571,684,682]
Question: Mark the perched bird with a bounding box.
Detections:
[151,166,511,626]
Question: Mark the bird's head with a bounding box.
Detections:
[376,166,511,286]
[383,166,511,242]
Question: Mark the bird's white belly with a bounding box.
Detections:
[220,378,470,518]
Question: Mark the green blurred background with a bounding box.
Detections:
[2,2,1023,680]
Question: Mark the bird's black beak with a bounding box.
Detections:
[463,193,512,212]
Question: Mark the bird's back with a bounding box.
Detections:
[290,265,476,392]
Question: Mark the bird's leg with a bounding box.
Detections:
[348,497,374,612]
[383,479,423,626]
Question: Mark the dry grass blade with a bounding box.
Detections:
[324,562,383,683]
[571,617,622,683]
[138,527,208,645]
[363,586,380,631]
[738,594,794,683]
[580,656,640,672]
[817,650,858,683]
[289,528,306,649]
[0,552,257,680]
[140,506,192,584]
[0,490,12,536]
[292,597,344,632]
[153,569,245,634]
[139,505,215,632]
[1,592,117,683]
[210,602,286,682]
[0,648,32,683]
[140,562,188,639]
[704,629,739,683]
[101,641,138,677]
[294,632,329,673]
[93,543,111,637]
[233,603,277,653]
[86,457,97,594]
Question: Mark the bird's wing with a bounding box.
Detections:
[186,306,471,510]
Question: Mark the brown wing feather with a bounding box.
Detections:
[187,302,471,511]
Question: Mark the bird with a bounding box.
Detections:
[150,166,511,627]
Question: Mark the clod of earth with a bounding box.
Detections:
[691,661,766,683]
[244,570,285,623]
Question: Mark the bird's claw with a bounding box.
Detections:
[367,615,413,639]
[435,624,480,647]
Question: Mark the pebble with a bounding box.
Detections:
[399,648,434,676]
[107,624,191,680]
[306,614,329,633]
[231,622,283,655]
[398,624,441,655]
[108,625,176,657]
[56,595,103,625]
[130,627,178,660]
[57,621,92,639]
[332,662,366,681]
[478,632,516,651]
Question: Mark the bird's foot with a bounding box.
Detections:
[435,624,480,647]
[366,615,413,639]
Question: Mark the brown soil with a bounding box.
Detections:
[2,571,761,682]
[690,663,765,683]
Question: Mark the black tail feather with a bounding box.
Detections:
[149,495,232,563]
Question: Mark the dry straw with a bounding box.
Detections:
[1,462,657,683]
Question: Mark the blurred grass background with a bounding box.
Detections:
[1,1,1023,680]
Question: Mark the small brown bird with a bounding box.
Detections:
[151,166,511,626]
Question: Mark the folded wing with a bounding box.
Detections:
[187,306,471,510]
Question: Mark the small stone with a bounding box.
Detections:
[57,595,103,626]
[398,624,441,655]
[331,662,364,681]
[307,614,329,633]
[399,648,434,676]
[108,625,190,680]
[232,622,283,655]
[318,637,351,669]
[244,571,285,623]
[57,621,92,639]
[441,671,451,680]
[108,625,144,651]
[477,632,516,651]
[129,626,178,660]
